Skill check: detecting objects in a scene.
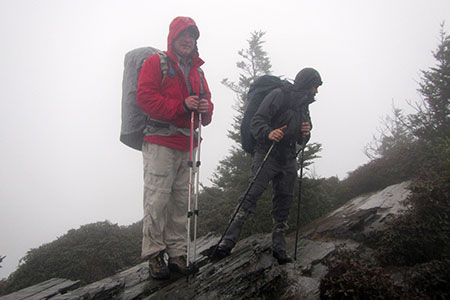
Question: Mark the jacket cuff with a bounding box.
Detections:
[263,128,272,143]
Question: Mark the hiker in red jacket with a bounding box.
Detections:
[137,16,213,279]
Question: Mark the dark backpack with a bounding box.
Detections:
[240,75,291,154]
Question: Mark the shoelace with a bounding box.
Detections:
[155,254,166,267]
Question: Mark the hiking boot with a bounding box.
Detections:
[272,223,292,265]
[148,251,170,279]
[273,250,293,265]
[168,255,198,275]
[210,244,232,260]
[210,210,248,261]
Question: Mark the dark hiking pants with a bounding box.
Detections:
[221,150,297,252]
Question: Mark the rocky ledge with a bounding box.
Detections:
[0,181,411,300]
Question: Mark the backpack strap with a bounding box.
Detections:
[157,52,169,83]
[197,68,205,97]
[141,51,169,81]
[144,119,193,138]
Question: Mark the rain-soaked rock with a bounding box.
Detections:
[1,181,412,299]
[302,181,411,241]
[0,278,80,300]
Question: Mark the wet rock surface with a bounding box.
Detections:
[1,182,411,299]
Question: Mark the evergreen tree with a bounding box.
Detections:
[408,24,450,141]
[221,31,272,145]
[363,106,413,160]
[211,31,271,192]
[357,25,450,197]
[199,31,274,237]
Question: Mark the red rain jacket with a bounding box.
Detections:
[137,17,213,151]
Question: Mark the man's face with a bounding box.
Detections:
[173,30,196,59]
[310,86,319,97]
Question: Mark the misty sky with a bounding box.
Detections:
[1,0,449,279]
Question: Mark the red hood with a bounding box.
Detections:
[167,16,200,61]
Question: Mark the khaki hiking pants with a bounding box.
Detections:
[141,142,194,259]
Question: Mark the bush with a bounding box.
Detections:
[405,259,450,299]
[321,251,450,299]
[320,250,404,299]
[366,138,450,267]
[1,221,142,295]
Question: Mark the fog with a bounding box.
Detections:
[1,0,449,278]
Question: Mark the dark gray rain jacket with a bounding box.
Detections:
[250,87,313,162]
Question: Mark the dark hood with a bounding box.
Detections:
[167,16,200,60]
[281,68,322,106]
[294,68,322,91]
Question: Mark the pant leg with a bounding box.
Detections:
[141,143,177,259]
[221,152,278,248]
[271,159,297,253]
[219,209,249,249]
[240,152,278,214]
[164,148,193,258]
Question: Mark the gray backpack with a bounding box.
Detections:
[120,47,167,151]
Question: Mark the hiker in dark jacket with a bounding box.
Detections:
[137,16,213,279]
[215,68,322,264]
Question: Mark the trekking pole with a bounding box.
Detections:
[211,142,276,258]
[186,110,195,268]
[193,112,202,264]
[294,138,307,260]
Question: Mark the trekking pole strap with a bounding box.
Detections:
[294,138,306,260]
[186,111,195,266]
[193,112,202,263]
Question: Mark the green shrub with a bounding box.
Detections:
[366,138,450,267]
[1,221,142,295]
[320,250,404,299]
[405,259,450,299]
